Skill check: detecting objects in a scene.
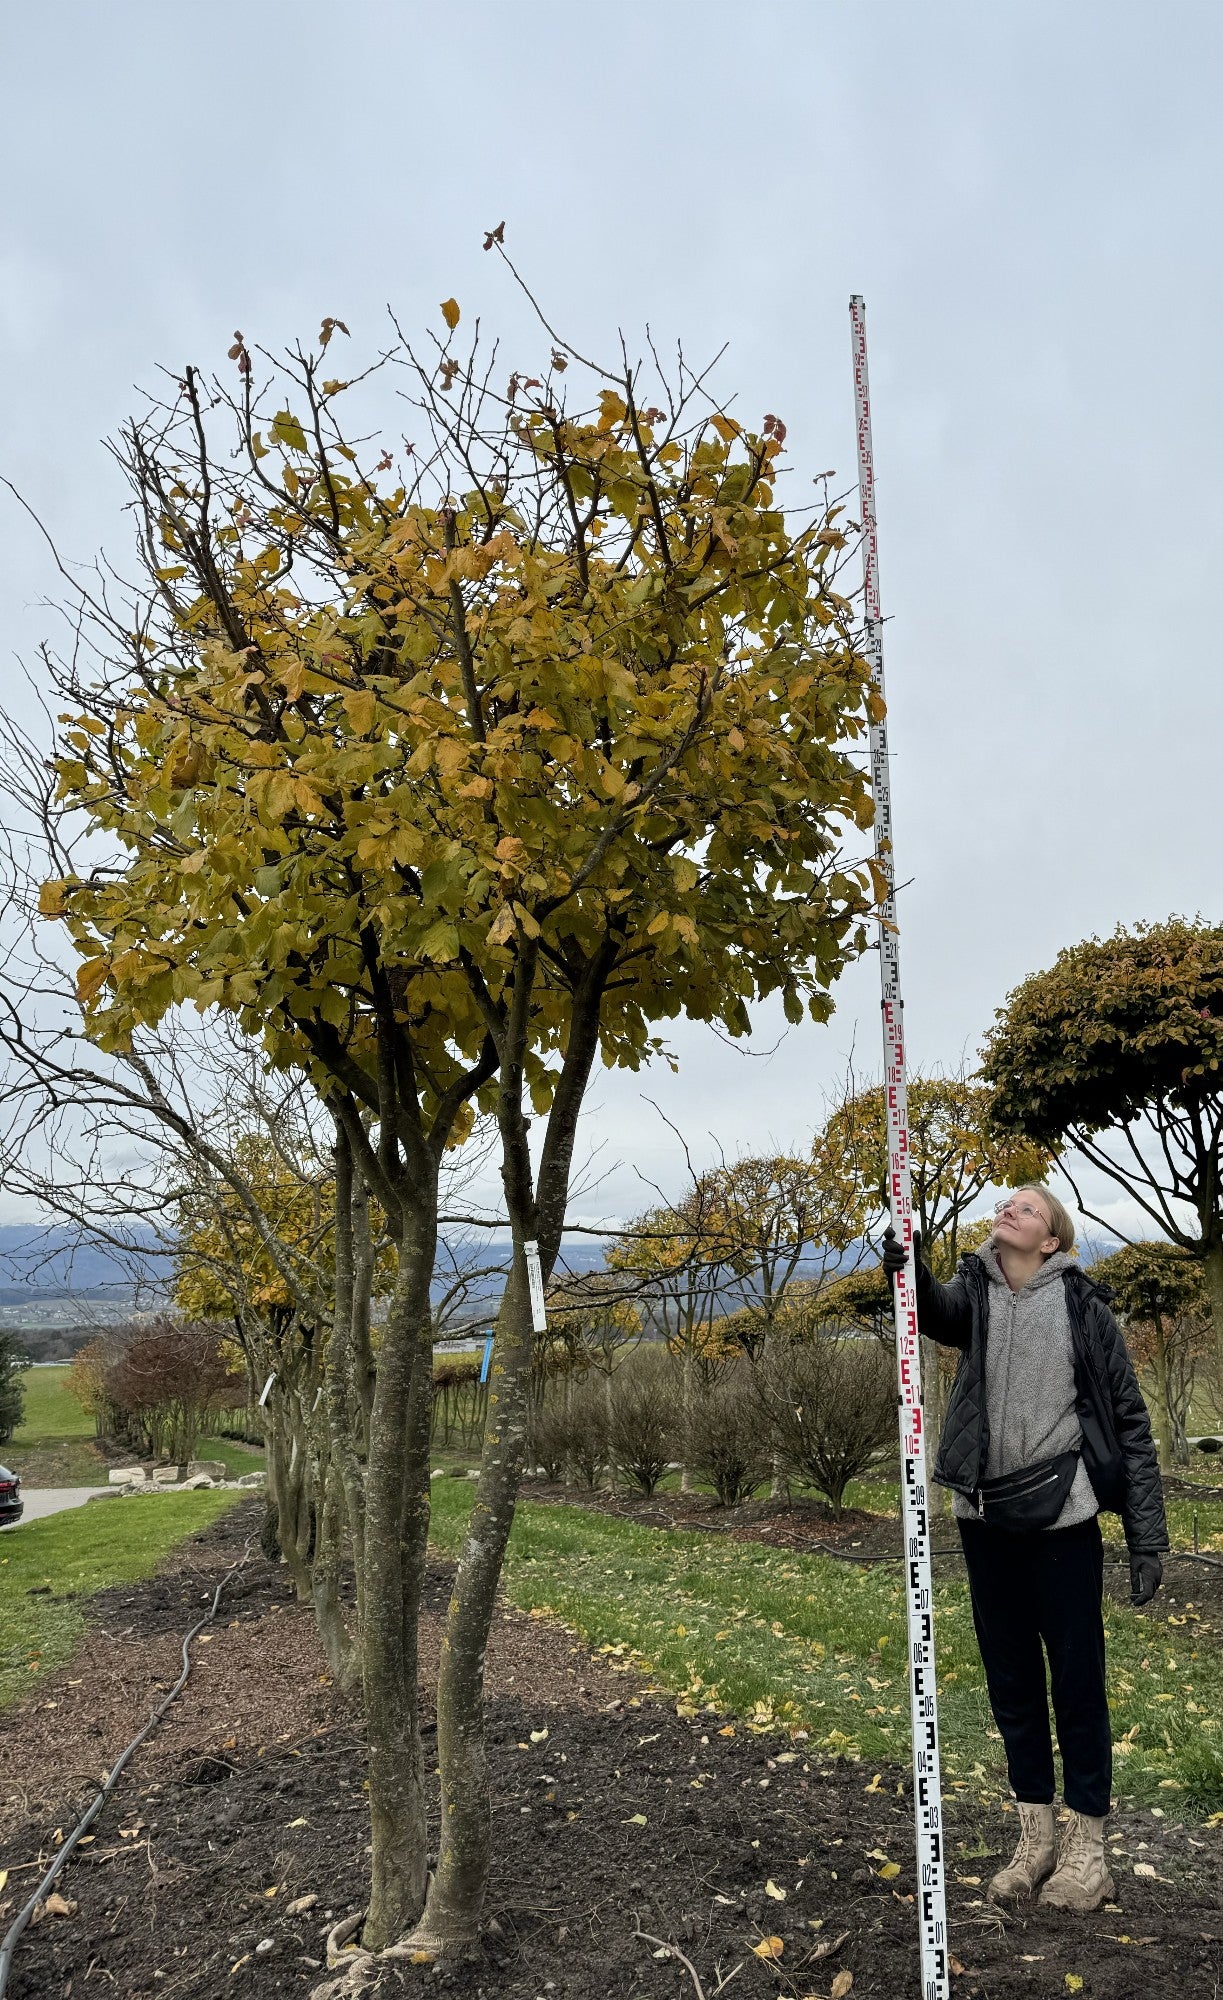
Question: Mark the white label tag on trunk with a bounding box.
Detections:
[524,1240,547,1333]
[257,1373,275,1408]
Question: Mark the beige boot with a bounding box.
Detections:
[1039,1811,1115,1912]
[987,1802,1057,1901]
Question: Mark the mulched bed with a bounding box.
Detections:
[0,1505,1219,2000]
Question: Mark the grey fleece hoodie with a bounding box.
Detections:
[951,1236,1099,1529]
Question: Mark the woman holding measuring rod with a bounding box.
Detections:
[881,1186,1167,1913]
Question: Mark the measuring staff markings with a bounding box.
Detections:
[850,294,949,2000]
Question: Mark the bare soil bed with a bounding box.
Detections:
[1,1504,1220,2000]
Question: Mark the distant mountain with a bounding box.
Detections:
[0,1224,174,1296]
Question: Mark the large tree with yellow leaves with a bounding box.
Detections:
[40,277,878,1953]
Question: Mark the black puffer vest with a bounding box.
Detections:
[917,1252,1168,1553]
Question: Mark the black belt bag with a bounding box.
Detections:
[973,1449,1080,1530]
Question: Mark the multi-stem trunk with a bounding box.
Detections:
[265,1385,313,1603]
[322,1126,369,1684]
[411,1260,534,1946]
[417,948,610,1950]
[360,1217,437,1951]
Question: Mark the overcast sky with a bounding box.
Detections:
[1,1,1219,1237]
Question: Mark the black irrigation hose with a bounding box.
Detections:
[0,1546,252,2000]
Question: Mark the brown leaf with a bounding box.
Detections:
[483,221,506,251]
[34,1892,77,1921]
[808,1928,851,1961]
[830,1973,854,2000]
[752,1936,784,1961]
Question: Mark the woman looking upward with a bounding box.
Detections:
[882,1186,1166,1913]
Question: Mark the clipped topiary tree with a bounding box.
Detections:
[984,919,1223,1359]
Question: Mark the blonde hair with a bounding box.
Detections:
[1013,1183,1076,1255]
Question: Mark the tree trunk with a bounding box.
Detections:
[604,1368,616,1488]
[412,1261,534,1948]
[359,1223,437,1950]
[1203,1237,1223,1375]
[680,1343,694,1494]
[265,1390,313,1603]
[311,1452,356,1687]
[417,951,610,1950]
[1151,1310,1173,1472]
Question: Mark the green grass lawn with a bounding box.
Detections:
[13,1364,97,1442]
[2,1365,267,1488]
[0,1489,243,1711]
[193,1435,267,1479]
[4,1362,109,1486]
[428,1482,1223,1813]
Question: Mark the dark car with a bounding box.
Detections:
[0,1464,23,1527]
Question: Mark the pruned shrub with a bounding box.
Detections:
[756,1329,895,1516]
[528,1399,570,1482]
[684,1366,771,1506]
[609,1374,676,1497]
[567,1380,610,1488]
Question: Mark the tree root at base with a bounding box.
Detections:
[310,1909,480,1999]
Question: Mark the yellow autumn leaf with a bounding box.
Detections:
[752,1936,784,1961]
[342,687,376,733]
[878,1860,900,1880]
[1065,1979,1084,1995]
[440,297,460,332]
[76,956,109,1005]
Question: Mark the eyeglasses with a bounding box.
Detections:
[994,1198,1052,1228]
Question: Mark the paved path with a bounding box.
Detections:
[2,1486,111,1528]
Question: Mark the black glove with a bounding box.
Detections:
[1129,1552,1163,1607]
[880,1225,921,1279]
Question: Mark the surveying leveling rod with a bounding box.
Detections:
[849,296,949,2000]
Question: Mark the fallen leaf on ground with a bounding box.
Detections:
[831,1972,854,1999]
[1065,1978,1083,1995]
[286,1893,317,1915]
[0,1871,6,1894]
[752,1936,784,1960]
[878,1861,900,1880]
[765,1879,787,1901]
[625,1813,648,1827]
[949,1959,966,1977]
[1133,1863,1158,1878]
[34,1893,77,1921]
[808,1929,851,1961]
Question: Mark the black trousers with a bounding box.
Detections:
[957,1515,1111,1818]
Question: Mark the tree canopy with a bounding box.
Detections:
[983,919,1223,1351]
[822,1067,1046,1266]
